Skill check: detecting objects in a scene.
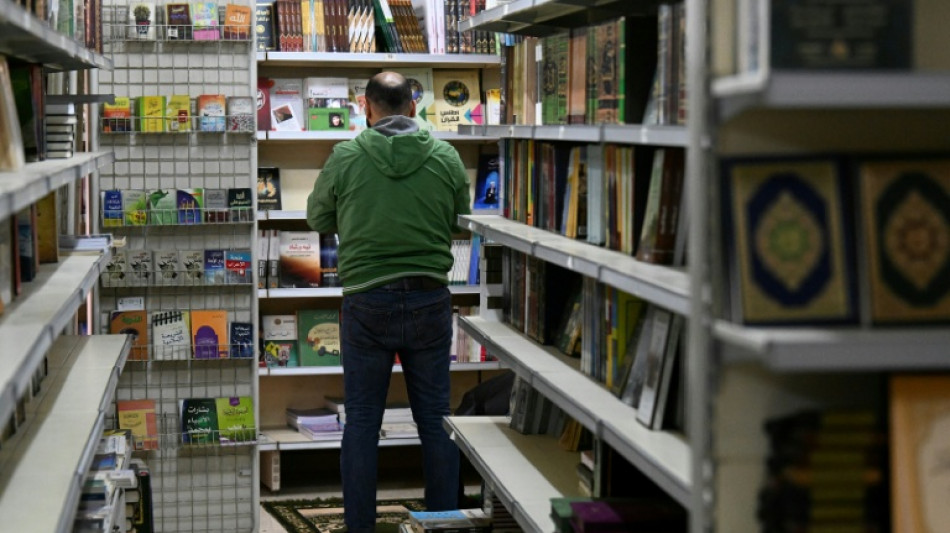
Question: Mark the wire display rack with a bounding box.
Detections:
[94,1,258,531]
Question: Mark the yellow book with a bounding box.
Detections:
[136,95,165,132]
[166,94,191,132]
[301,0,311,51]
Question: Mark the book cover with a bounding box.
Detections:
[257,167,282,210]
[227,96,254,132]
[308,107,349,131]
[297,309,341,366]
[127,249,152,287]
[165,94,191,132]
[269,78,305,131]
[225,250,253,284]
[116,399,158,451]
[723,157,858,325]
[636,313,683,430]
[261,314,298,367]
[215,396,256,444]
[203,187,229,223]
[347,78,368,132]
[129,2,157,40]
[197,94,226,132]
[229,321,254,358]
[255,3,277,51]
[147,189,177,225]
[102,250,128,288]
[177,188,203,224]
[257,77,273,130]
[122,189,148,226]
[136,95,165,132]
[223,3,252,40]
[151,310,191,360]
[165,3,192,40]
[153,250,181,286]
[473,153,500,210]
[102,97,132,132]
[305,76,348,109]
[432,69,482,131]
[110,310,149,361]
[102,189,123,227]
[278,231,321,288]
[408,509,491,532]
[191,309,229,359]
[204,249,226,284]
[858,158,950,324]
[228,187,253,221]
[180,250,204,283]
[636,148,685,265]
[393,68,436,131]
[319,232,340,287]
[191,1,220,40]
[181,398,218,445]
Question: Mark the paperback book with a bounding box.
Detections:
[152,310,191,360]
[181,398,218,445]
[215,396,256,444]
[297,309,341,366]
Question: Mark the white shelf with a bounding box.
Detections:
[459,315,692,506]
[258,427,420,451]
[712,70,950,119]
[260,130,499,142]
[714,320,950,372]
[0,152,115,222]
[0,251,112,426]
[443,416,584,533]
[0,0,112,70]
[261,285,480,298]
[461,0,632,36]
[0,334,131,533]
[262,209,308,220]
[261,52,501,68]
[461,215,690,314]
[458,124,689,146]
[259,361,502,377]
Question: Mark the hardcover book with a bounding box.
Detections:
[225,250,253,284]
[432,69,482,132]
[197,94,226,132]
[151,310,191,360]
[181,398,218,445]
[257,167,282,210]
[723,157,857,325]
[215,396,256,444]
[191,1,220,40]
[278,231,321,288]
[393,68,436,131]
[858,158,950,323]
[191,309,229,359]
[204,249,226,284]
[177,188,203,224]
[110,310,149,361]
[297,309,341,366]
[257,77,273,130]
[165,94,191,132]
[116,399,158,451]
[147,189,177,225]
[229,321,254,358]
[255,3,276,51]
[165,3,192,40]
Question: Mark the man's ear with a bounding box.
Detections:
[365,102,375,127]
[408,100,416,118]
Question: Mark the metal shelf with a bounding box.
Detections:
[0,0,113,70]
[0,250,113,427]
[715,320,950,372]
[0,334,131,533]
[459,315,692,507]
[260,52,501,68]
[458,124,689,146]
[461,0,644,36]
[0,152,115,222]
[712,70,950,120]
[444,416,584,533]
[461,215,690,314]
[258,361,502,377]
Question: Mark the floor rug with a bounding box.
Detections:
[262,498,426,533]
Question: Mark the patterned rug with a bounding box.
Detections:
[262,498,426,533]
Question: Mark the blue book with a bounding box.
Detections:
[204,250,226,284]
[102,190,123,227]
[229,321,254,358]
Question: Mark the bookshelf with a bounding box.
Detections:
[458,124,690,146]
[0,0,112,70]
[262,52,501,68]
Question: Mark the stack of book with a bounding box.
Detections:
[45,103,77,159]
[286,404,344,440]
[74,429,136,532]
[380,403,416,439]
[405,509,492,533]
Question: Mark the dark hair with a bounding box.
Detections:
[365,72,413,116]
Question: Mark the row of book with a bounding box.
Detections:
[258,69,484,133]
[101,187,254,227]
[285,399,417,440]
[102,248,253,288]
[116,396,256,451]
[256,0,498,55]
[75,429,136,533]
[503,140,687,266]
[101,95,254,133]
[15,0,104,52]
[0,197,59,315]
[108,308,254,361]
[256,230,339,289]
[108,2,251,42]
[260,310,340,367]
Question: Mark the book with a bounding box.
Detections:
[215,396,256,444]
[177,188,203,224]
[319,232,340,287]
[151,310,191,360]
[255,2,277,51]
[262,314,298,367]
[229,321,254,358]
[297,309,341,366]
[0,56,25,171]
[432,69,482,131]
[102,250,128,288]
[116,399,158,451]
[127,249,152,287]
[110,310,149,360]
[228,187,253,221]
[269,78,305,131]
[102,96,132,132]
[153,250,180,286]
[191,309,229,359]
[181,398,219,445]
[635,313,683,430]
[723,157,857,325]
[227,96,254,132]
[472,153,500,210]
[225,250,253,284]
[347,78,368,132]
[267,228,280,288]
[102,190,123,227]
[165,94,191,132]
[635,148,685,265]
[147,189,177,225]
[203,187,229,223]
[257,167,282,210]
[393,68,436,131]
[180,250,205,283]
[407,509,491,533]
[129,2,157,40]
[197,94,226,132]
[308,107,349,131]
[204,249,226,284]
[191,1,220,40]
[122,189,148,226]
[223,3,252,40]
[285,406,338,429]
[165,3,192,40]
[278,231,321,288]
[257,77,273,130]
[858,158,950,324]
[136,95,165,132]
[305,76,348,109]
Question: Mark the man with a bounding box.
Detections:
[307,71,471,533]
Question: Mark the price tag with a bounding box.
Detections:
[168,28,178,39]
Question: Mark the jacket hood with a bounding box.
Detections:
[355,116,435,179]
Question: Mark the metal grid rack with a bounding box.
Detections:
[93,1,258,531]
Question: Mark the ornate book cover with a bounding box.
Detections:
[859,158,950,323]
[724,157,857,324]
[297,309,341,366]
[432,69,482,131]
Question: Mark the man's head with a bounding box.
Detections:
[365,71,416,125]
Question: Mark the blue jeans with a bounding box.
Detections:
[340,285,460,532]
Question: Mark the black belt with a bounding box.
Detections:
[379,276,445,291]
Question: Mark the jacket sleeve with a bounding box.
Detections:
[452,153,472,232]
[307,156,338,233]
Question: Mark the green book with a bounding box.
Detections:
[181,398,218,445]
[148,189,177,225]
[215,396,255,444]
[297,309,341,367]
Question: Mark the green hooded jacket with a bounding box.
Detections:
[306,116,471,294]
